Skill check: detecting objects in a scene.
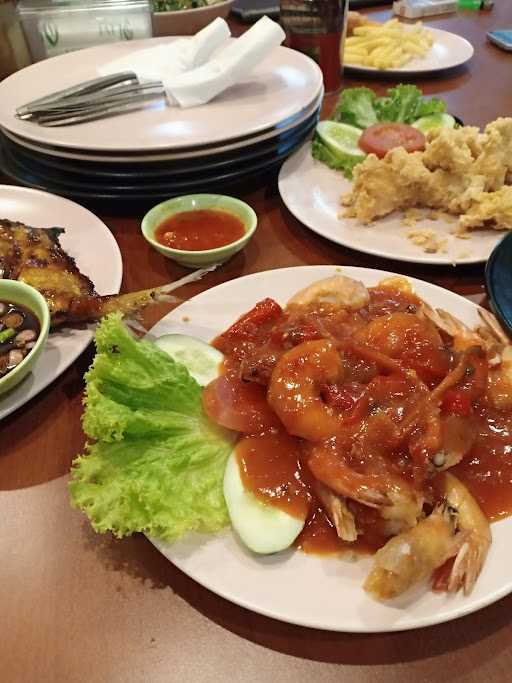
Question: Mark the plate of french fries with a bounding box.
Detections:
[343,17,474,74]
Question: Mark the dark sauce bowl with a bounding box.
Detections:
[0,280,50,396]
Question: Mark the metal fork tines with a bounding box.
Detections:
[36,93,165,127]
[16,72,140,116]
[16,82,165,120]
[15,72,165,126]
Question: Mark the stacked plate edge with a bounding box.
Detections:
[0,37,324,205]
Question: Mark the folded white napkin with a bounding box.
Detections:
[164,16,286,108]
[97,17,231,81]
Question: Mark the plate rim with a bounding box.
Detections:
[0,85,323,163]
[146,264,512,633]
[0,184,123,420]
[278,142,501,267]
[344,26,474,76]
[0,40,323,153]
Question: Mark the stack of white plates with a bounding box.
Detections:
[0,38,323,205]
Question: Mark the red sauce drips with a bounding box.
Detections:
[155,209,245,251]
[207,286,512,557]
[236,430,311,520]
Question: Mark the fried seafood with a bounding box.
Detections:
[0,218,213,327]
[364,473,491,600]
[364,504,461,600]
[205,274,512,600]
[342,117,512,232]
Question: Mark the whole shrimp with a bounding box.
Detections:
[421,302,512,411]
[267,336,424,530]
[364,473,491,600]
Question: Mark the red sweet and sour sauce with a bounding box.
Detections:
[155,209,245,251]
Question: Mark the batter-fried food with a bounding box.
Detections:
[342,117,512,232]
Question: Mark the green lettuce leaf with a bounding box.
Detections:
[332,87,378,129]
[69,313,234,541]
[374,85,446,124]
[311,135,361,179]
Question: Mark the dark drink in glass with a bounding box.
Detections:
[280,0,348,94]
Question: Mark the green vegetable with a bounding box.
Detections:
[332,87,379,129]
[312,121,366,179]
[0,327,15,344]
[313,84,448,178]
[412,113,456,134]
[331,85,446,129]
[311,137,363,179]
[374,85,446,124]
[69,314,234,541]
[151,0,208,10]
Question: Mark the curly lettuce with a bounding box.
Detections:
[69,314,234,541]
[332,87,379,129]
[313,85,448,177]
[332,85,446,129]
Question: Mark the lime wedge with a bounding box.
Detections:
[412,113,456,134]
[315,121,365,161]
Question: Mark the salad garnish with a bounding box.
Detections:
[69,314,234,541]
[312,85,450,178]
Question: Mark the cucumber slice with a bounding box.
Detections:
[412,113,456,134]
[223,451,306,555]
[155,334,223,386]
[315,120,366,161]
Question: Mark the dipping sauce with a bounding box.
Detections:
[0,301,40,377]
[155,209,245,251]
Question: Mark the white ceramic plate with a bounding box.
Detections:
[0,39,323,153]
[278,143,503,266]
[148,265,512,632]
[0,185,122,420]
[0,88,324,164]
[344,27,474,75]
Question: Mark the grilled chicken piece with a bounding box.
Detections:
[0,219,97,325]
[0,219,214,327]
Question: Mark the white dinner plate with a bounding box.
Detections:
[0,185,122,420]
[148,265,512,632]
[0,87,323,164]
[278,143,503,266]
[0,38,323,153]
[344,27,474,75]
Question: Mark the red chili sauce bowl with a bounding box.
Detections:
[141,194,258,268]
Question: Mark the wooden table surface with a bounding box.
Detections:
[2,4,512,682]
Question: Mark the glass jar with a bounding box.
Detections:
[280,0,348,94]
[0,0,32,79]
[17,0,153,62]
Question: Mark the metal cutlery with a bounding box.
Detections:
[15,72,165,126]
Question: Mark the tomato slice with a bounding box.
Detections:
[359,123,426,159]
[202,374,281,433]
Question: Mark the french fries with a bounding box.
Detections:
[343,19,434,70]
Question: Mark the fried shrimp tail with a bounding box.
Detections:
[314,482,358,542]
[444,473,491,595]
[364,505,462,601]
[364,473,491,600]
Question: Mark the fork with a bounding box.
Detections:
[15,72,166,126]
